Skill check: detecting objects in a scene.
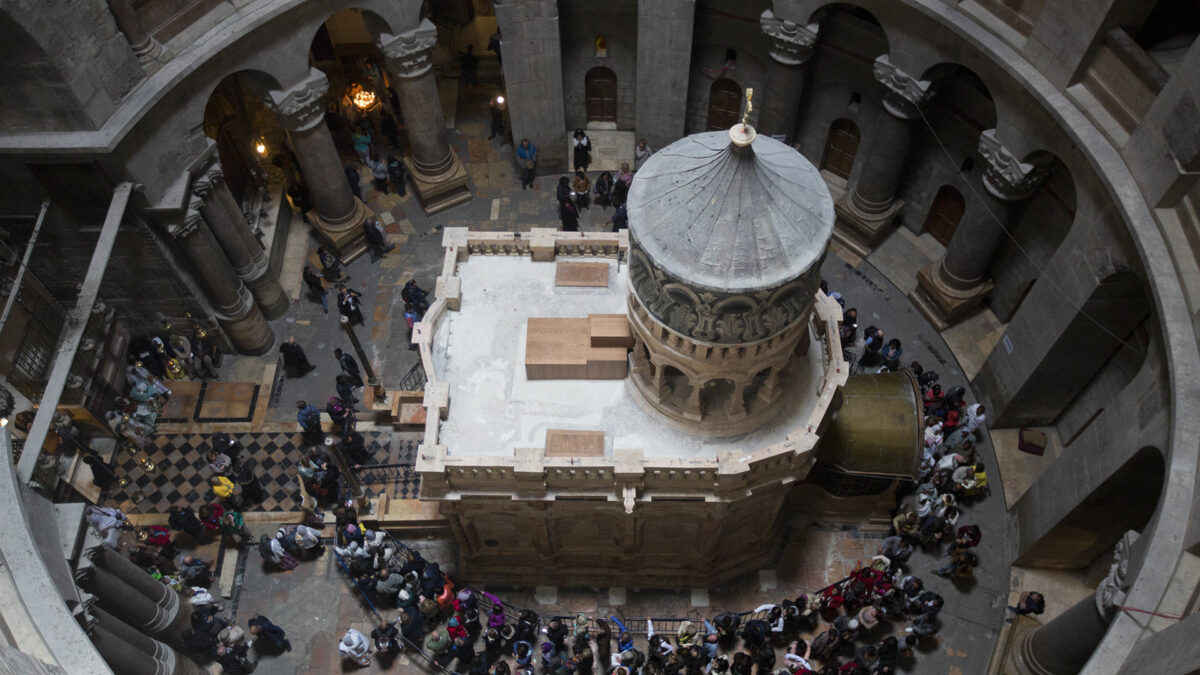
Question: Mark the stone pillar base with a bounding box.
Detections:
[406,153,473,216]
[908,263,993,331]
[832,195,904,258]
[306,198,372,262]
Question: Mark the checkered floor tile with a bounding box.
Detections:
[103,430,405,513]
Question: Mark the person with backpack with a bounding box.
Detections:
[326,395,352,435]
[334,349,364,387]
[296,400,322,434]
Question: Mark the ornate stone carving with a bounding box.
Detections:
[873,55,930,120]
[760,10,818,66]
[978,129,1053,200]
[629,244,816,344]
[167,204,204,239]
[267,70,330,132]
[1095,530,1139,616]
[381,20,438,79]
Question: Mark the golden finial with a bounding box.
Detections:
[742,88,754,127]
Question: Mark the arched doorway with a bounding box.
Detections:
[706,79,742,131]
[820,118,859,179]
[585,67,618,123]
[700,378,737,417]
[923,185,966,247]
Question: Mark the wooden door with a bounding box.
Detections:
[820,118,859,179]
[923,185,966,247]
[707,79,742,130]
[585,67,618,123]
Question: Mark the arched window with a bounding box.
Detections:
[707,79,743,130]
[585,67,617,123]
[820,118,860,179]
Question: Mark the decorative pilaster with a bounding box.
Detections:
[169,204,273,354]
[757,10,817,143]
[636,0,696,150]
[910,129,1053,329]
[833,55,931,256]
[268,69,370,257]
[194,165,289,319]
[380,21,472,214]
[496,0,569,171]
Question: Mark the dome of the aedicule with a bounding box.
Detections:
[627,130,835,296]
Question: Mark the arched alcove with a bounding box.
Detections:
[922,185,965,247]
[202,71,287,206]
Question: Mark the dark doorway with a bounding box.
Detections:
[706,78,742,131]
[586,67,618,123]
[820,118,859,179]
[923,185,966,247]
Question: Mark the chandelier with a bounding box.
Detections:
[347,82,379,111]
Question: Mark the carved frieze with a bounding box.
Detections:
[267,71,330,132]
[978,129,1053,200]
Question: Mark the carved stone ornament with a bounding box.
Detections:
[381,20,438,79]
[1095,530,1139,615]
[978,129,1053,200]
[267,70,330,132]
[168,203,205,239]
[760,10,818,66]
[629,246,817,344]
[873,55,930,120]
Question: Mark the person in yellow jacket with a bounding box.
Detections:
[209,475,243,509]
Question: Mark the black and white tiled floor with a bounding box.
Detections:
[104,431,417,513]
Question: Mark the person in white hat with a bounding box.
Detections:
[339,627,371,666]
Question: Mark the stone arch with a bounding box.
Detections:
[742,367,773,412]
[202,70,288,205]
[0,11,93,131]
[700,377,738,418]
[807,3,890,53]
[660,365,694,408]
[991,269,1151,427]
[308,8,399,137]
[1015,446,1165,569]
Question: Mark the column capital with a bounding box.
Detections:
[874,55,930,120]
[267,70,330,132]
[978,129,1053,200]
[760,10,817,66]
[169,202,205,238]
[381,19,438,79]
[191,175,213,200]
[1095,530,1138,615]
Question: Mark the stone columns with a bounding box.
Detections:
[380,20,472,215]
[758,10,817,143]
[193,166,288,319]
[1008,532,1136,675]
[756,368,782,407]
[171,203,273,354]
[685,385,703,419]
[910,129,1052,329]
[833,55,930,256]
[91,606,206,675]
[268,70,369,258]
[104,0,167,65]
[636,0,696,150]
[495,0,568,172]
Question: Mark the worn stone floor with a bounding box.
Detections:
[108,70,1038,673]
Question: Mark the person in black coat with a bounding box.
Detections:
[337,285,365,326]
[363,219,395,262]
[168,506,210,544]
[560,199,579,232]
[248,615,292,652]
[279,337,315,378]
[334,348,363,386]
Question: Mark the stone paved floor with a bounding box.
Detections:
[116,71,1013,672]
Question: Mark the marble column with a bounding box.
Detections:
[1008,532,1136,675]
[79,566,191,640]
[636,0,696,150]
[911,129,1052,329]
[104,0,167,64]
[193,166,289,319]
[833,55,930,256]
[268,70,369,258]
[171,202,274,354]
[758,10,817,144]
[92,606,207,675]
[380,20,472,215]
[93,546,185,619]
